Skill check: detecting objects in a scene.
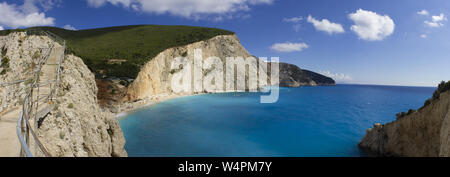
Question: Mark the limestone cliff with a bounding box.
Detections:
[359,90,450,157]
[0,32,51,113]
[125,35,335,102]
[0,32,127,157]
[37,54,127,157]
[125,34,266,101]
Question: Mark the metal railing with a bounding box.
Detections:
[13,30,66,157]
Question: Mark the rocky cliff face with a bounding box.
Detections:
[302,69,336,86]
[0,32,127,157]
[0,32,51,113]
[277,62,335,87]
[37,54,127,157]
[125,34,268,101]
[125,35,334,102]
[359,90,450,157]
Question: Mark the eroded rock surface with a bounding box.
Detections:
[0,32,126,157]
[125,35,335,102]
[359,91,450,157]
[38,54,127,157]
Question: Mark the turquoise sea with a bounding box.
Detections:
[119,84,435,157]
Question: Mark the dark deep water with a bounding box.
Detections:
[119,84,435,157]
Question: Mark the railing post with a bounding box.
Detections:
[20,109,26,157]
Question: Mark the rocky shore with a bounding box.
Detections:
[359,89,450,157]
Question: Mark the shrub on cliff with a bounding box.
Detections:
[423,99,432,107]
[419,80,450,110]
[1,46,6,56]
[396,112,408,119]
[433,81,450,100]
[397,81,450,118]
[0,56,10,75]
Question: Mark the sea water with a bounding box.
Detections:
[119,84,435,157]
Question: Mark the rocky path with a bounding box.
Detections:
[36,43,62,100]
[0,107,21,156]
[0,42,63,157]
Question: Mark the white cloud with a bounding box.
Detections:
[417,10,429,16]
[420,34,427,38]
[0,26,3,30]
[87,0,106,7]
[86,0,273,20]
[283,16,303,23]
[293,24,301,32]
[432,13,446,22]
[22,0,40,14]
[270,42,309,52]
[306,15,345,35]
[87,0,131,7]
[319,71,353,83]
[131,4,139,11]
[348,9,395,41]
[37,0,61,11]
[425,21,441,28]
[22,0,61,12]
[63,24,77,30]
[0,2,55,28]
[283,16,303,32]
[424,13,447,28]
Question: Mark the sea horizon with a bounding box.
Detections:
[336,83,437,88]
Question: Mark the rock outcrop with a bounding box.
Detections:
[0,32,127,157]
[302,69,336,86]
[359,90,450,157]
[125,34,268,101]
[0,32,51,113]
[125,35,335,102]
[277,62,335,87]
[37,54,127,157]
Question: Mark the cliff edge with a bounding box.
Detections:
[0,32,127,157]
[124,35,335,103]
[125,34,262,101]
[359,84,450,157]
[37,54,127,157]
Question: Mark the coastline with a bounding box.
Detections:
[115,92,206,118]
[114,84,423,118]
[114,86,333,118]
[115,89,269,118]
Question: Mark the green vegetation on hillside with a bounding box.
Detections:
[1,46,10,75]
[422,80,450,108]
[432,81,450,99]
[1,25,234,78]
[397,80,450,119]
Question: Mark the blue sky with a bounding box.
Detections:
[0,0,449,86]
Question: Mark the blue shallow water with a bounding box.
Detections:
[119,84,435,157]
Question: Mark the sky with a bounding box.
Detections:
[0,0,449,86]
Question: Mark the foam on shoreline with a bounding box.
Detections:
[115,93,206,118]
